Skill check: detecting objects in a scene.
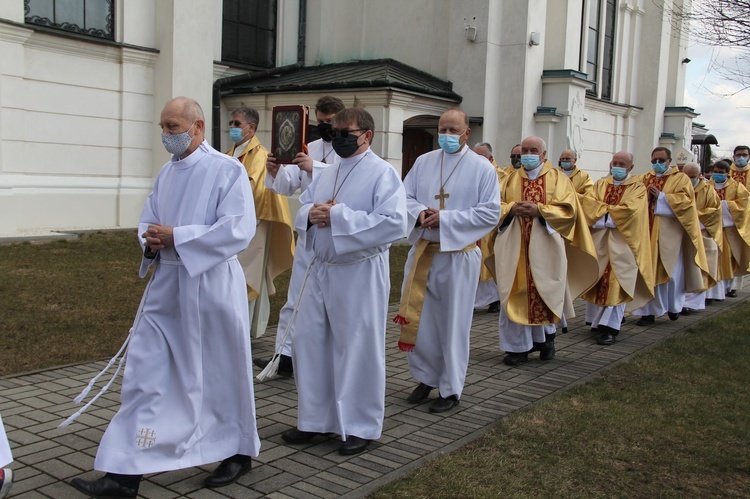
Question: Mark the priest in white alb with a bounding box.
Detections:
[395,108,501,414]
[280,107,407,456]
[69,97,260,498]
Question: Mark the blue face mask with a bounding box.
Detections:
[438,133,463,153]
[652,160,668,174]
[521,154,541,171]
[559,161,573,170]
[229,127,245,143]
[691,177,700,188]
[611,167,628,181]
[712,173,727,184]
[736,156,749,168]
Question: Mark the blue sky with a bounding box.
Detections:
[684,42,749,159]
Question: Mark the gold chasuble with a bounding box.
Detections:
[566,167,594,196]
[730,164,750,191]
[712,178,750,280]
[492,161,598,325]
[478,166,506,283]
[579,177,654,311]
[693,180,723,287]
[226,136,294,301]
[637,169,708,293]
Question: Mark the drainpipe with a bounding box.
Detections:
[298,0,306,65]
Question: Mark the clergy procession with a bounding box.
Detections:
[35,96,748,499]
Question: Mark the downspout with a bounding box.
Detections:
[298,0,306,65]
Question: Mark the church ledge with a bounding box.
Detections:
[0,18,159,54]
[542,69,589,81]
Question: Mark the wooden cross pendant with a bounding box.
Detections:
[435,188,450,210]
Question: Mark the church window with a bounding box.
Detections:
[24,0,114,40]
[581,0,616,100]
[222,0,277,69]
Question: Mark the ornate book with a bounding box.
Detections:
[271,105,309,164]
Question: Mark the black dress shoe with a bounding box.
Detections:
[487,301,500,313]
[281,427,321,444]
[407,382,434,403]
[668,311,680,321]
[636,315,655,326]
[539,334,556,361]
[561,327,568,334]
[680,307,695,316]
[585,321,592,326]
[705,298,714,305]
[597,329,616,346]
[339,436,371,455]
[503,352,528,366]
[429,395,459,413]
[70,476,137,498]
[252,354,293,377]
[204,456,252,488]
[727,289,738,297]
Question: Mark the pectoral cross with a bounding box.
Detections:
[435,188,450,209]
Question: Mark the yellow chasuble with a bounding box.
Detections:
[693,180,723,287]
[711,178,750,280]
[579,176,654,310]
[562,167,594,196]
[637,169,708,293]
[226,135,294,300]
[730,164,750,191]
[492,161,598,325]
[478,165,506,283]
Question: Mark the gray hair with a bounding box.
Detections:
[474,142,493,154]
[231,106,260,126]
[682,162,700,174]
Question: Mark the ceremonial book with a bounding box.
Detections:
[271,105,309,164]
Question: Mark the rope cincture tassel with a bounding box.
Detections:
[256,353,282,382]
[58,331,131,428]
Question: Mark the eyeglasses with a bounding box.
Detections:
[228,120,246,127]
[650,158,669,164]
[510,155,521,160]
[330,128,366,139]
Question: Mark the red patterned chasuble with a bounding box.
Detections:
[714,185,726,200]
[643,175,669,231]
[595,184,627,305]
[731,170,747,189]
[520,176,554,324]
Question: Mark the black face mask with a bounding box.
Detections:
[511,155,522,169]
[317,122,333,142]
[331,134,362,158]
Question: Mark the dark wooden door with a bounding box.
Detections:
[401,129,434,179]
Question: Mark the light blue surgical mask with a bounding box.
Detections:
[161,122,195,157]
[652,160,668,174]
[691,177,700,188]
[559,161,573,170]
[438,133,463,154]
[229,127,245,143]
[736,156,749,168]
[712,173,727,184]
[611,167,628,181]
[521,154,541,171]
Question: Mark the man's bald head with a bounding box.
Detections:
[520,136,547,166]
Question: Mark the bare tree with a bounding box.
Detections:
[668,0,750,94]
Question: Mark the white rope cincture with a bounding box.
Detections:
[58,267,155,428]
[256,255,316,382]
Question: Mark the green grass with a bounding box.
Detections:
[373,302,750,498]
[0,230,409,376]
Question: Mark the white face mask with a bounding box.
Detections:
[162,122,195,156]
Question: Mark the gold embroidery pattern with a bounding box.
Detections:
[136,428,156,448]
[604,183,626,206]
[644,175,668,232]
[521,176,553,324]
[595,263,613,305]
[731,170,747,189]
[715,185,726,201]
